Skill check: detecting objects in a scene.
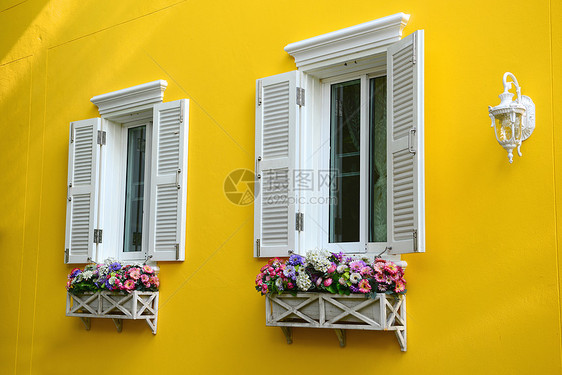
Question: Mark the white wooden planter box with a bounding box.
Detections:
[66,291,159,334]
[266,293,406,351]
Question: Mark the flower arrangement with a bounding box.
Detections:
[255,250,406,298]
[66,259,159,294]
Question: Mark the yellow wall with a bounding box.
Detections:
[1,0,561,373]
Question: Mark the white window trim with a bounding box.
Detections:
[65,80,189,264]
[288,13,418,263]
[117,120,153,262]
[91,80,168,116]
[318,73,389,255]
[254,13,424,265]
[284,13,410,78]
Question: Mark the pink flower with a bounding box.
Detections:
[261,284,268,293]
[129,268,141,280]
[395,280,406,293]
[66,280,71,290]
[358,279,371,293]
[360,266,373,277]
[149,276,160,287]
[144,283,151,288]
[141,274,149,283]
[287,282,294,289]
[384,262,398,275]
[123,279,135,290]
[323,278,333,287]
[316,277,323,287]
[142,265,154,274]
[327,263,337,273]
[374,272,386,283]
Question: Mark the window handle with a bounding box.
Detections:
[176,169,181,189]
[408,128,417,154]
[67,183,72,201]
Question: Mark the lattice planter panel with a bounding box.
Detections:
[266,293,406,351]
[66,291,159,334]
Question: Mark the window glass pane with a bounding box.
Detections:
[368,76,387,242]
[329,79,361,243]
[123,125,146,253]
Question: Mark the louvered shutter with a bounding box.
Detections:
[148,99,189,261]
[387,30,425,254]
[65,118,101,263]
[254,71,300,257]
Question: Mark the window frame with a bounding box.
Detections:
[65,80,189,264]
[319,71,388,254]
[254,13,424,261]
[118,119,153,261]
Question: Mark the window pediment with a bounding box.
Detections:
[284,13,409,78]
[91,80,168,116]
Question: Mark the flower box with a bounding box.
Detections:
[265,292,406,351]
[66,291,159,334]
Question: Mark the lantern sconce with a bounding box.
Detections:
[488,72,535,163]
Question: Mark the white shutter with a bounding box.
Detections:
[387,30,425,254]
[65,118,101,263]
[254,71,300,257]
[148,99,189,261]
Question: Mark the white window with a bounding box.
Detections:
[65,81,189,264]
[254,13,424,260]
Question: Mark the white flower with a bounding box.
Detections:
[296,273,312,291]
[349,272,361,284]
[275,278,284,291]
[337,264,348,273]
[82,270,94,280]
[305,249,331,272]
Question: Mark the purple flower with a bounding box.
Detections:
[349,260,366,273]
[109,262,122,271]
[331,252,344,262]
[287,254,305,266]
[350,285,360,293]
[70,269,82,278]
[283,265,296,280]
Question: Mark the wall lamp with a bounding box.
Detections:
[488,72,535,163]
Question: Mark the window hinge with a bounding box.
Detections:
[296,212,304,232]
[412,33,417,65]
[257,80,263,106]
[256,239,260,257]
[70,123,74,143]
[175,243,180,260]
[413,229,418,252]
[93,229,103,244]
[296,87,305,107]
[180,105,184,124]
[97,130,106,145]
[64,248,69,263]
